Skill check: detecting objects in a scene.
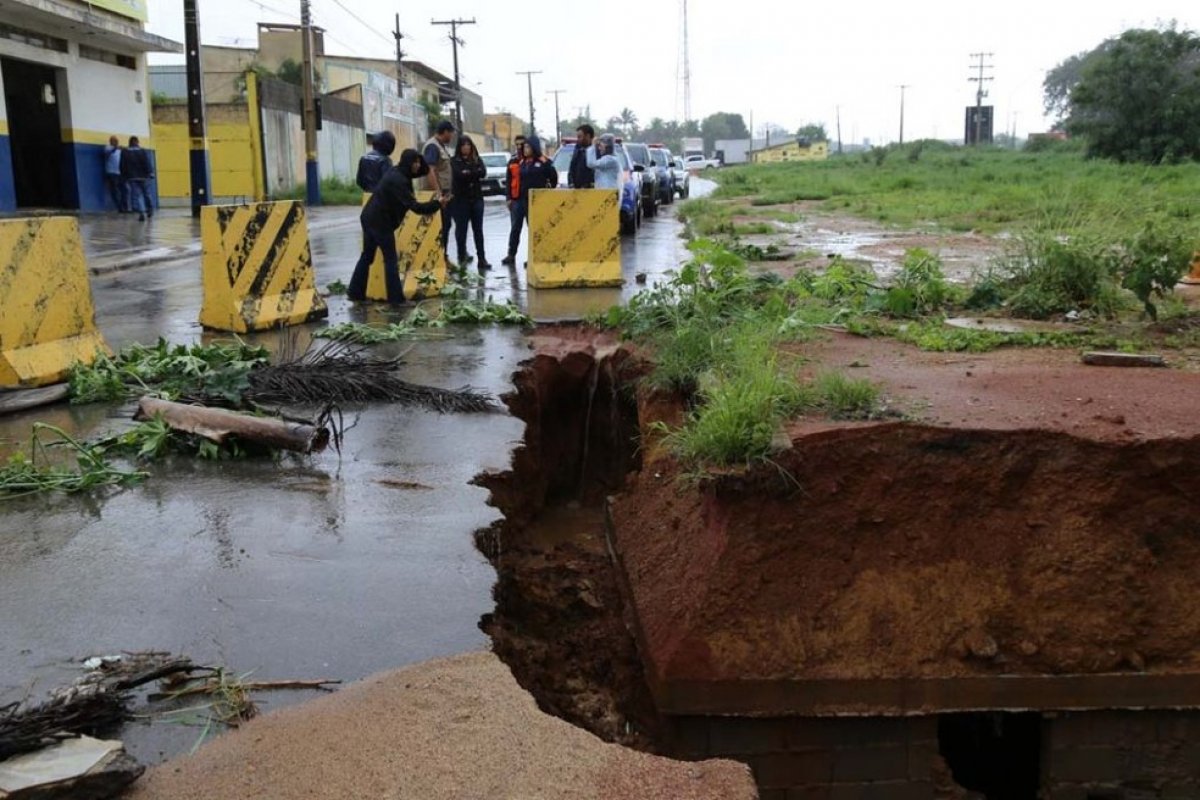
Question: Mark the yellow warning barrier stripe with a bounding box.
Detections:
[362,191,449,301]
[0,217,109,387]
[527,189,622,289]
[199,201,328,333]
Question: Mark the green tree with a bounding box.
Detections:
[796,123,828,142]
[418,91,446,137]
[617,107,640,137]
[275,58,304,86]
[700,112,750,154]
[1051,26,1200,163]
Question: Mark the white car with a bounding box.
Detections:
[684,154,720,171]
[672,158,691,199]
[481,152,510,196]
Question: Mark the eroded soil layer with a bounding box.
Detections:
[473,331,661,749]
[612,421,1200,690]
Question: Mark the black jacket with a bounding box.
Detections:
[568,146,594,188]
[517,137,558,203]
[120,147,153,181]
[356,151,392,193]
[450,155,487,203]
[361,151,441,235]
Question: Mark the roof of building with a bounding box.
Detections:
[6,0,182,52]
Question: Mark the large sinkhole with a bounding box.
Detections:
[473,330,1200,798]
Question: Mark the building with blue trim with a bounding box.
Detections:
[0,0,180,213]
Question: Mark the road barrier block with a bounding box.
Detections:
[199,200,328,333]
[527,189,622,288]
[363,191,449,302]
[0,217,109,388]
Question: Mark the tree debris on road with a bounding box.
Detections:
[135,398,330,455]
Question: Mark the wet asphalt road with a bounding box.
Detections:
[0,183,711,763]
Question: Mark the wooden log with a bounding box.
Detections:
[134,397,330,454]
[0,384,70,416]
[1081,352,1167,368]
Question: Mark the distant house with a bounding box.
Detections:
[751,138,829,164]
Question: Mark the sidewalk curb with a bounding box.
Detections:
[87,214,360,277]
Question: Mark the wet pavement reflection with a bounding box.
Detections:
[0,180,712,763]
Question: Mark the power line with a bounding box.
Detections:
[324,0,393,46]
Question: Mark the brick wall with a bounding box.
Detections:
[1042,711,1200,800]
[669,715,938,800]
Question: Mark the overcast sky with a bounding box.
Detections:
[145,0,1198,145]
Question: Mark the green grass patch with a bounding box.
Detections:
[274,176,363,206]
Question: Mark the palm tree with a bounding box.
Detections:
[618,107,639,137]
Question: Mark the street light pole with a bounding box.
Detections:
[516,70,542,136]
[300,0,320,206]
[547,89,565,147]
[898,84,910,146]
[183,0,211,217]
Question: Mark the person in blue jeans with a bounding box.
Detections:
[503,136,558,267]
[347,149,448,304]
[103,136,127,212]
[120,136,154,221]
[449,135,491,270]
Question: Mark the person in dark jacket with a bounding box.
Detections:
[449,135,491,270]
[347,149,448,304]
[568,124,595,189]
[120,136,155,222]
[501,135,527,267]
[356,130,396,193]
[504,136,558,267]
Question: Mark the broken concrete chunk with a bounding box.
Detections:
[0,737,142,800]
[1082,352,1167,368]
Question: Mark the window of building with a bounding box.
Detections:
[79,44,137,70]
[0,22,69,53]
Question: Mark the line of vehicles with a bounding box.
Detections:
[480,139,712,237]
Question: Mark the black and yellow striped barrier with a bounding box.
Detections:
[361,191,449,301]
[199,200,328,333]
[0,217,109,388]
[527,189,622,288]
[1181,251,1200,285]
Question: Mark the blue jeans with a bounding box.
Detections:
[105,174,127,212]
[507,199,526,259]
[348,223,404,303]
[128,179,154,216]
[451,196,486,262]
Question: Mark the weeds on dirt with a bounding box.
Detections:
[273,176,362,205]
[809,372,884,420]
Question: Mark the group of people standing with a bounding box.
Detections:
[349,120,559,305]
[102,136,156,221]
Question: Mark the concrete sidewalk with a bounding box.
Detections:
[80,205,361,275]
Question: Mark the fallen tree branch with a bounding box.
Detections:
[149,678,341,702]
[134,397,330,454]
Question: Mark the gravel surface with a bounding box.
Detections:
[128,652,757,800]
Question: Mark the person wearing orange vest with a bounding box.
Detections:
[501,135,527,267]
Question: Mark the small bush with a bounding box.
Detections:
[274,176,363,206]
[881,249,952,317]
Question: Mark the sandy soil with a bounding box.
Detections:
[127,652,756,800]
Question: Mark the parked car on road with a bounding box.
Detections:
[650,146,676,206]
[623,142,660,219]
[671,157,691,199]
[551,140,643,235]
[684,153,721,171]
[481,152,509,196]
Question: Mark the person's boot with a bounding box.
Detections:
[477,255,492,271]
[501,254,515,266]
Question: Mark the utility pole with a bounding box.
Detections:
[897,84,910,145]
[547,89,566,147]
[836,105,843,155]
[183,0,211,217]
[431,17,475,131]
[516,70,542,136]
[681,0,692,123]
[300,0,320,206]
[393,14,405,98]
[968,52,994,146]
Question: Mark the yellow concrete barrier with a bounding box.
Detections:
[199,200,328,332]
[527,189,622,288]
[0,217,108,388]
[362,191,449,301]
